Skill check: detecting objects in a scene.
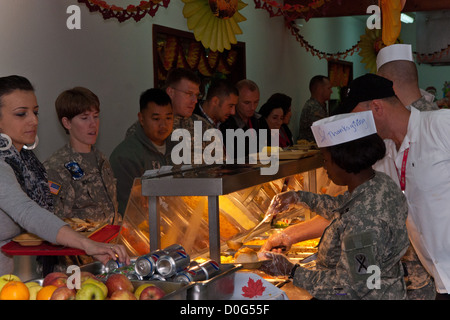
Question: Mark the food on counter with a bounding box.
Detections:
[139,285,166,300]
[51,287,76,300]
[43,272,68,287]
[37,285,58,300]
[12,233,43,246]
[234,247,258,263]
[63,217,100,232]
[294,238,320,248]
[0,273,21,293]
[0,267,170,300]
[0,280,30,300]
[110,289,137,300]
[25,281,43,300]
[76,283,106,300]
[105,273,134,297]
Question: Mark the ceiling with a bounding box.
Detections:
[283,0,450,18]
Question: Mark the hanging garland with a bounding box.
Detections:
[77,0,170,22]
[415,45,450,64]
[253,0,334,21]
[286,20,361,61]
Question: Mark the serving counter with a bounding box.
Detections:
[117,153,345,266]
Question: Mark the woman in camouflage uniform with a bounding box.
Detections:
[260,112,409,299]
[44,87,119,224]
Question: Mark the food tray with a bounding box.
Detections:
[187,264,242,300]
[1,225,120,256]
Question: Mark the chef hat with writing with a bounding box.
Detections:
[376,44,414,71]
[311,111,377,148]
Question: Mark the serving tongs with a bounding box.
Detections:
[227,177,291,251]
[226,213,274,251]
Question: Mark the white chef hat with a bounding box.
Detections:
[311,111,377,148]
[376,44,414,71]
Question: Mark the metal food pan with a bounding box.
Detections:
[187,263,242,300]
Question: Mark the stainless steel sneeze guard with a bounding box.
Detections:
[141,154,323,263]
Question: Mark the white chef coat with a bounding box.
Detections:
[374,107,450,293]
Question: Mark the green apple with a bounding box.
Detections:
[81,278,108,297]
[0,274,21,292]
[27,284,43,300]
[134,283,155,300]
[76,283,106,300]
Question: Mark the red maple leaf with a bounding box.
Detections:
[241,278,266,298]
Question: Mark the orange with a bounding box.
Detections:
[36,285,58,300]
[0,281,30,300]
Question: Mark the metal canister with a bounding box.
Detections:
[163,244,185,253]
[134,249,166,277]
[198,260,220,279]
[173,265,207,283]
[105,259,126,273]
[150,273,167,281]
[156,249,190,277]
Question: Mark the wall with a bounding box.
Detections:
[1,1,448,163]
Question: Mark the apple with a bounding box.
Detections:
[25,282,42,300]
[109,289,137,300]
[105,274,133,297]
[76,283,106,300]
[134,283,155,300]
[81,278,108,297]
[139,285,166,300]
[0,274,21,292]
[51,287,76,300]
[43,272,68,287]
[80,271,98,283]
[48,276,68,288]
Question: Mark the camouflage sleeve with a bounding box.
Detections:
[296,191,345,220]
[45,167,76,219]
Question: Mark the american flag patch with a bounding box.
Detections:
[48,181,61,195]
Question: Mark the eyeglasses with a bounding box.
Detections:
[171,87,201,100]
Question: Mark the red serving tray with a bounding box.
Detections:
[1,225,120,256]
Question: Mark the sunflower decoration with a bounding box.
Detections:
[358,28,402,73]
[182,0,247,52]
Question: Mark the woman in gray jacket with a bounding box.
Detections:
[0,75,129,275]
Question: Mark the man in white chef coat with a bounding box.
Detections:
[345,73,450,300]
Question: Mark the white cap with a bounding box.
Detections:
[311,111,377,148]
[376,44,414,71]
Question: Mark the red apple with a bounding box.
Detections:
[43,272,68,287]
[50,287,76,300]
[109,289,137,300]
[105,274,133,297]
[139,285,166,300]
[48,276,68,288]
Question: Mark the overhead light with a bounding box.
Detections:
[401,13,414,24]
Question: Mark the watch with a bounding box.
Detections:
[289,263,300,279]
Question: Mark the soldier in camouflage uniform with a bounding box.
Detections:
[260,112,409,299]
[298,76,332,142]
[44,144,118,222]
[44,87,119,224]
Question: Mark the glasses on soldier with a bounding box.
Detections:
[171,87,201,100]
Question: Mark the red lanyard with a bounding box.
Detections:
[398,148,409,191]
